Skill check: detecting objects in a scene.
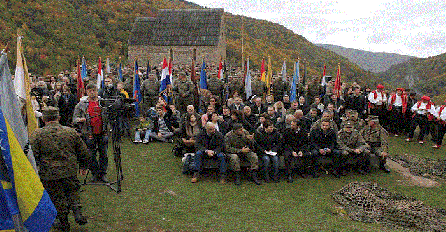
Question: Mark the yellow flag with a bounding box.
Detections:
[267,56,272,94]
[15,31,38,137]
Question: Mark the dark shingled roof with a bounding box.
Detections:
[129,8,224,47]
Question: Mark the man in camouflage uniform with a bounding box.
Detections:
[173,72,195,113]
[141,72,160,113]
[30,107,91,231]
[228,74,244,99]
[225,123,261,185]
[207,73,224,103]
[361,115,391,173]
[340,109,366,131]
[251,75,267,99]
[337,121,371,175]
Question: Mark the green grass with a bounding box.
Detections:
[69,134,446,232]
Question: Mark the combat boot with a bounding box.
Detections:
[234,171,241,186]
[251,170,261,185]
[380,163,391,173]
[73,206,88,225]
[53,214,70,231]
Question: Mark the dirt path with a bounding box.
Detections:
[387,158,440,187]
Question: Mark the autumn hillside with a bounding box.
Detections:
[0,0,377,86]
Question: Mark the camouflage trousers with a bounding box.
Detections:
[41,176,82,217]
[228,152,259,171]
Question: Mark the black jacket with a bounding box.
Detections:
[254,129,281,155]
[345,94,367,114]
[309,127,337,151]
[151,107,179,133]
[195,130,225,155]
[283,127,310,152]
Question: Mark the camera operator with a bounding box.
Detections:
[73,83,109,182]
[99,77,118,99]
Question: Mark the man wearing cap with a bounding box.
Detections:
[407,95,436,144]
[341,109,366,131]
[368,84,387,117]
[225,123,261,185]
[141,72,160,113]
[345,86,367,119]
[387,88,408,136]
[173,72,195,113]
[31,107,91,231]
[361,115,391,173]
[207,72,224,104]
[271,76,289,103]
[337,121,371,175]
[251,75,267,99]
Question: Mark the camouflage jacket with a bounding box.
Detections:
[141,78,160,98]
[337,129,370,153]
[360,125,389,153]
[30,122,91,180]
[207,77,224,96]
[173,80,194,99]
[340,118,366,131]
[224,129,254,154]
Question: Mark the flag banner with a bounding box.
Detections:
[290,60,299,102]
[168,59,173,88]
[106,57,111,74]
[191,59,196,83]
[245,58,252,100]
[217,59,223,79]
[200,60,207,90]
[260,58,266,82]
[97,57,103,89]
[146,59,151,80]
[267,56,272,94]
[76,59,84,100]
[0,52,37,171]
[0,108,57,232]
[334,64,341,98]
[281,60,287,82]
[159,58,170,102]
[133,60,142,117]
[81,57,87,81]
[14,34,37,139]
[118,61,123,82]
[321,64,327,86]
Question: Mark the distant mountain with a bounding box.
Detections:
[318,44,414,73]
[378,53,446,99]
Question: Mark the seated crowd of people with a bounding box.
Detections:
[27,63,446,187]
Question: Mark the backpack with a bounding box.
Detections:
[182,153,196,174]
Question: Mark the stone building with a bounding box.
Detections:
[128,8,226,68]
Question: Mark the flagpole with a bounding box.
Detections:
[241,17,245,72]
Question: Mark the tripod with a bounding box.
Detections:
[82,98,132,193]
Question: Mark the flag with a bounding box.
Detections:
[0,50,37,172]
[290,59,299,102]
[159,58,170,102]
[81,57,87,81]
[0,108,57,232]
[14,33,38,139]
[191,59,196,83]
[334,64,341,98]
[260,58,266,82]
[76,59,84,100]
[217,59,223,79]
[281,60,287,82]
[146,59,151,80]
[106,57,111,74]
[133,60,142,117]
[245,58,252,100]
[96,57,103,89]
[199,60,207,90]
[267,56,272,94]
[168,59,173,88]
[321,64,327,86]
[118,60,123,82]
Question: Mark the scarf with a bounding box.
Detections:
[413,100,434,120]
[388,93,408,113]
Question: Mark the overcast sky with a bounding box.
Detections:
[188,0,446,58]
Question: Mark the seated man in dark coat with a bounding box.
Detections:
[309,119,343,178]
[191,122,227,184]
[283,119,312,182]
[254,120,282,182]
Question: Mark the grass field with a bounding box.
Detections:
[68,134,446,232]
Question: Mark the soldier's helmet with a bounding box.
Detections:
[366,115,379,123]
[343,121,354,129]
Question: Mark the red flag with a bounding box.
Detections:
[322,64,326,77]
[217,59,223,79]
[334,64,341,98]
[76,59,84,100]
[260,58,266,82]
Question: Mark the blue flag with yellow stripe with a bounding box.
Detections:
[0,108,57,231]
